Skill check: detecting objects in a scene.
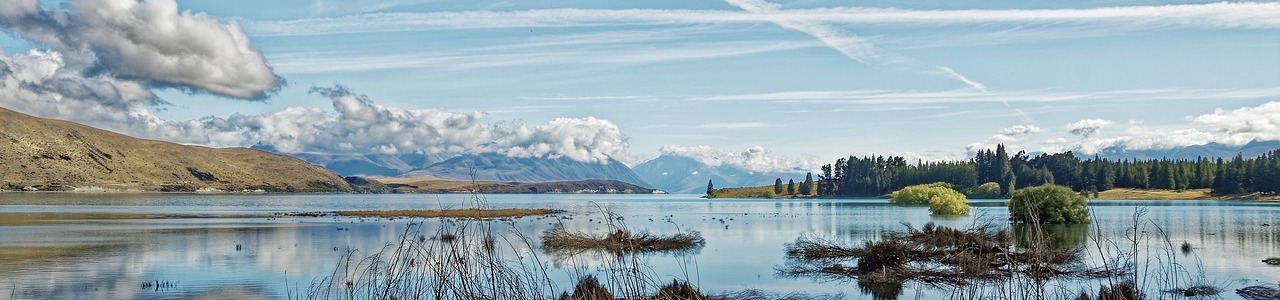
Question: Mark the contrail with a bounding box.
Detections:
[938,66,1032,122]
[724,0,1032,122]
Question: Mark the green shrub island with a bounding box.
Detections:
[1007,184,1090,224]
[890,183,970,215]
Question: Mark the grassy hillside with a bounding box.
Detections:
[0,107,353,192]
[376,178,660,194]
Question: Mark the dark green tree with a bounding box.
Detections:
[1008,184,1090,224]
[787,179,796,195]
[705,179,715,197]
[801,173,814,196]
[774,178,784,195]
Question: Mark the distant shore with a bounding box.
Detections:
[708,185,1278,201]
[0,178,665,195]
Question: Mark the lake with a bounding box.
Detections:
[0,193,1276,299]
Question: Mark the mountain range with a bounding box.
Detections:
[1089,140,1280,161]
[631,154,807,194]
[262,145,653,188]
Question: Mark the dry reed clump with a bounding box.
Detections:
[559,276,614,300]
[1074,281,1142,300]
[654,279,709,300]
[779,222,1103,287]
[556,277,719,300]
[541,224,705,255]
[335,208,560,219]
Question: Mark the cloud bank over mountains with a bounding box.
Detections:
[968,101,1280,156]
[0,0,629,164]
[657,145,820,173]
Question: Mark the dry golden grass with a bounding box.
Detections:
[0,212,181,226]
[1096,188,1213,200]
[0,107,352,193]
[335,208,559,219]
[541,225,705,255]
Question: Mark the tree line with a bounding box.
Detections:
[803,144,1280,197]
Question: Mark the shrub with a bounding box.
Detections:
[928,191,970,215]
[763,190,778,199]
[890,182,956,205]
[969,182,1003,198]
[1008,184,1090,224]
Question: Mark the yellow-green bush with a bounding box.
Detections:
[928,191,970,215]
[891,183,969,215]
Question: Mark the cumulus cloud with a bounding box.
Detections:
[0,0,282,100]
[997,124,1042,136]
[1191,102,1280,143]
[658,145,819,173]
[1041,102,1280,155]
[966,124,1041,154]
[1067,119,1113,137]
[0,0,631,165]
[207,86,628,163]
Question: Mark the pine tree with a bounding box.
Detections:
[801,173,814,196]
[787,179,796,195]
[996,144,1016,195]
[774,178,784,195]
[706,180,715,197]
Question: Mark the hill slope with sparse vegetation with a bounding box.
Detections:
[0,107,355,192]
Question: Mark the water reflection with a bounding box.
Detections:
[0,195,1275,300]
[1013,223,1090,250]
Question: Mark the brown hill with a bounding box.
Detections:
[0,107,354,192]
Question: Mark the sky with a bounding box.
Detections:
[0,0,1278,172]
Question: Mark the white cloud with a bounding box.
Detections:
[658,145,819,173]
[269,40,816,74]
[244,3,1280,36]
[692,122,781,129]
[1043,102,1280,155]
[966,124,1042,155]
[1192,101,1280,142]
[997,124,1042,136]
[1067,119,1113,137]
[0,0,634,165]
[1,0,283,100]
[696,87,1280,105]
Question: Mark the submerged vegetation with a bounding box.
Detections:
[541,225,705,255]
[780,222,1105,288]
[779,208,1238,300]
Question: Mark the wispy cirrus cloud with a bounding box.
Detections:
[693,122,782,129]
[243,3,1280,36]
[695,86,1280,105]
[269,40,817,74]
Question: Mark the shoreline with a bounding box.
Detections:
[708,186,1279,201]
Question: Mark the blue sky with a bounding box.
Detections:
[2,0,1278,169]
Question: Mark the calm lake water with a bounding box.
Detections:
[0,193,1276,299]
